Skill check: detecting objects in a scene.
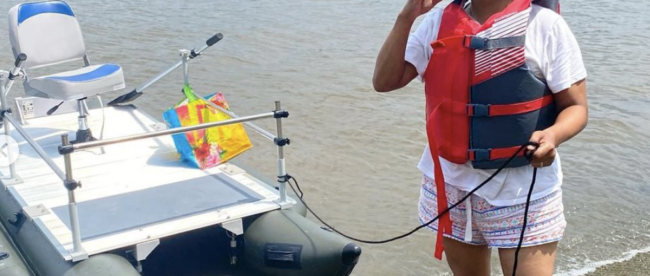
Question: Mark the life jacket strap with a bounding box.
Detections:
[467,94,554,117]
[468,146,527,161]
[463,35,526,50]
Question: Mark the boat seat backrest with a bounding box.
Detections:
[8,1,86,70]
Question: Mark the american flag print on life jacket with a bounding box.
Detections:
[474,7,532,79]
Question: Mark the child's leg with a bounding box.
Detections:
[498,242,558,276]
[475,190,565,276]
[444,237,492,276]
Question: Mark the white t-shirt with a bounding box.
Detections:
[405,4,587,206]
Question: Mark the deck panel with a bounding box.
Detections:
[0,106,285,261]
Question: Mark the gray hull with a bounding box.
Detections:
[1,182,359,276]
[244,210,361,276]
[0,222,30,276]
[0,187,140,276]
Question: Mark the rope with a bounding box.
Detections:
[286,142,540,275]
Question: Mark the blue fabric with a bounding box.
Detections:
[162,108,200,168]
[46,64,120,82]
[162,94,217,169]
[469,68,556,170]
[18,1,75,25]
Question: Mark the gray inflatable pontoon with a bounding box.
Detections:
[0,1,360,275]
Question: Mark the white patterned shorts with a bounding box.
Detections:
[418,175,566,248]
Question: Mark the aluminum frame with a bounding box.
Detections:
[0,38,294,263]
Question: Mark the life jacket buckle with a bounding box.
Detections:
[464,35,487,50]
[467,104,491,117]
[468,149,491,161]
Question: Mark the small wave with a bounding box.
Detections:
[558,244,650,276]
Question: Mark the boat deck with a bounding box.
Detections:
[0,105,287,261]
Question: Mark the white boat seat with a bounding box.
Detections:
[27,64,125,101]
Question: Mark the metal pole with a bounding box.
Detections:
[107,34,223,106]
[135,60,183,94]
[61,134,86,260]
[275,101,287,204]
[77,100,88,131]
[0,54,29,184]
[65,112,276,152]
[191,91,275,141]
[134,38,214,94]
[5,116,66,181]
[180,50,191,87]
[0,72,16,180]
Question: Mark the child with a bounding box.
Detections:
[373,0,588,275]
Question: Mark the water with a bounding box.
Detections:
[0,0,649,275]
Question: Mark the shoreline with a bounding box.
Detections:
[581,250,650,276]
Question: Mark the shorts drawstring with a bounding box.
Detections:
[464,191,473,242]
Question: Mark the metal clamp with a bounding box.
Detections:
[58,145,75,155]
[277,174,292,183]
[64,180,81,191]
[274,137,291,147]
[273,110,289,119]
[0,108,12,118]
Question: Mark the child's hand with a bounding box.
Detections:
[399,0,441,22]
[528,130,557,168]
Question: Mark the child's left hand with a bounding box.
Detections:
[528,130,557,168]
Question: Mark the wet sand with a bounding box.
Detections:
[585,251,650,276]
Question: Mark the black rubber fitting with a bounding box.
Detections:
[206,33,224,47]
[0,252,9,261]
[0,108,12,118]
[58,145,75,155]
[15,53,27,67]
[7,212,24,227]
[274,137,290,147]
[64,180,81,191]
[273,110,289,119]
[341,243,362,266]
[277,174,291,183]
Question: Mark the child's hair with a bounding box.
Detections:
[533,0,560,13]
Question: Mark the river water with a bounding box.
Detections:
[0,0,649,275]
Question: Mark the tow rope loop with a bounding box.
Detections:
[288,142,540,275]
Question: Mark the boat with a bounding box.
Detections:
[0,1,361,275]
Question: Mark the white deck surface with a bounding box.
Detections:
[0,105,287,261]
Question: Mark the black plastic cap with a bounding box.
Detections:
[15,53,27,67]
[206,33,224,47]
[64,180,80,191]
[341,243,362,266]
[273,110,289,119]
[58,145,74,155]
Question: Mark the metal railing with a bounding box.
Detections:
[53,101,291,261]
[1,33,294,262]
[0,55,90,261]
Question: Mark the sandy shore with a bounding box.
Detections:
[584,251,650,276]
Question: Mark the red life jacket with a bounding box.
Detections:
[424,0,560,259]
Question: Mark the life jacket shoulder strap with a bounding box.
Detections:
[464,35,526,50]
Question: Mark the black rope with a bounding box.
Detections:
[512,166,537,276]
[286,142,540,275]
[287,174,303,199]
